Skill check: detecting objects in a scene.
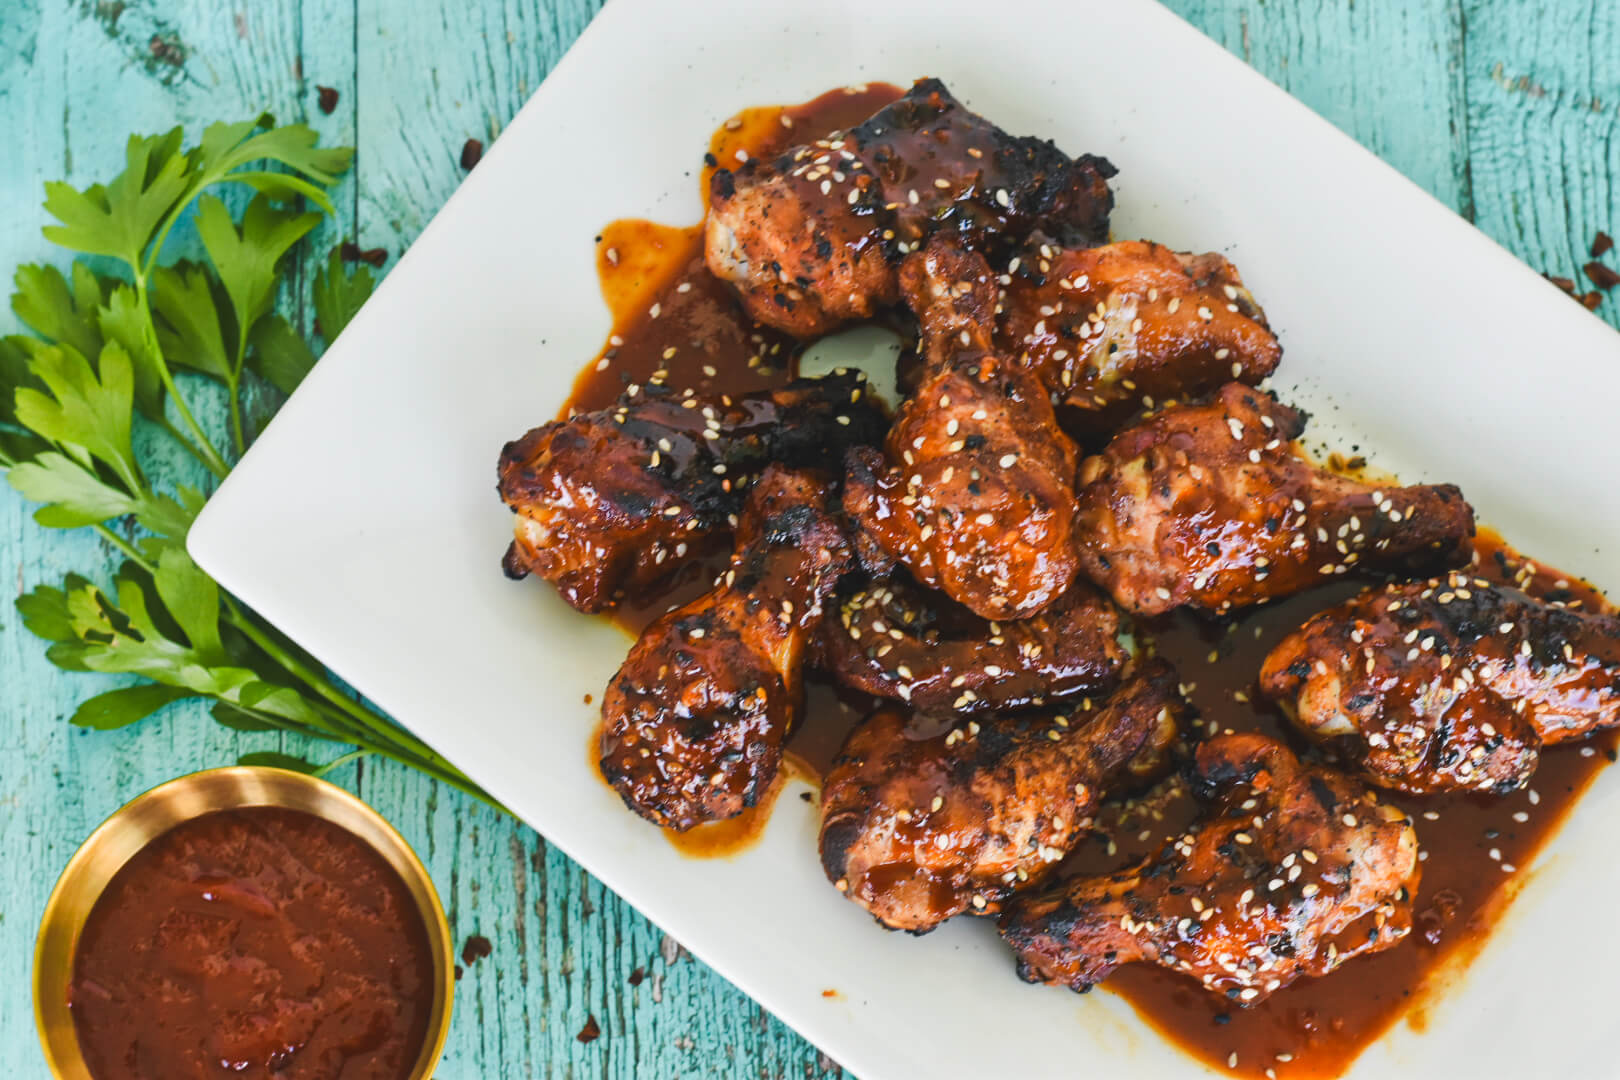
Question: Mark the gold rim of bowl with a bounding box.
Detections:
[33,766,455,1080]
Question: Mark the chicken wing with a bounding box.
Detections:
[598,466,850,830]
[498,370,882,612]
[1000,241,1281,434]
[819,659,1187,933]
[1260,573,1620,795]
[844,239,1082,619]
[706,78,1115,338]
[1000,733,1420,1003]
[819,575,1129,714]
[1073,382,1476,616]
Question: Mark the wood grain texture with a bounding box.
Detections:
[1,1,1616,1077]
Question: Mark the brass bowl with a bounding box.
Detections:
[33,766,455,1080]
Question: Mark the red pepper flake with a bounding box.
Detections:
[339,241,388,267]
[454,964,464,981]
[461,138,484,170]
[627,966,646,986]
[1583,261,1620,290]
[316,85,339,114]
[1543,273,1577,295]
[583,692,593,705]
[460,934,493,966]
[576,1015,601,1043]
[148,33,186,67]
[1581,291,1603,311]
[1593,231,1614,258]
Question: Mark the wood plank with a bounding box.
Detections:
[1163,0,1471,211]
[1461,0,1620,326]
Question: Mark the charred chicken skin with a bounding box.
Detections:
[819,659,1187,933]
[598,466,850,830]
[844,239,1082,620]
[498,370,883,612]
[1260,574,1620,795]
[1073,382,1476,616]
[706,78,1115,338]
[1001,733,1420,1003]
[819,575,1130,714]
[1000,241,1281,434]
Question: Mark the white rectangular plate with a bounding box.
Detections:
[189,1,1620,1076]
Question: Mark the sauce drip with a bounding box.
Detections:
[69,808,435,1080]
[567,84,1617,1078]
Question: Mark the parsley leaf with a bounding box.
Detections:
[150,261,232,380]
[197,193,319,352]
[11,263,108,361]
[313,247,375,343]
[7,451,137,526]
[247,313,316,394]
[12,341,141,489]
[97,282,167,420]
[195,119,354,217]
[72,683,196,730]
[41,129,191,265]
[236,751,320,773]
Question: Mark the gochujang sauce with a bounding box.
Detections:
[566,82,1617,1077]
[69,808,435,1080]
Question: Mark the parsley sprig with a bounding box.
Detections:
[2,116,494,808]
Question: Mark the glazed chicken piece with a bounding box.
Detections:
[819,575,1130,714]
[706,78,1115,338]
[1073,382,1476,616]
[844,239,1082,620]
[498,370,882,612]
[598,467,850,830]
[1260,573,1620,795]
[1000,241,1281,435]
[1000,733,1420,1003]
[819,659,1188,933]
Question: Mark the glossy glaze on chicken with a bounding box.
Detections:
[819,575,1129,713]
[706,78,1115,338]
[1261,573,1620,794]
[819,659,1188,933]
[844,239,1082,619]
[498,370,883,611]
[1073,382,1477,616]
[1000,734,1420,1002]
[598,466,849,830]
[999,241,1281,435]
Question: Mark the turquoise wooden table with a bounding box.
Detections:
[2,1,1616,1076]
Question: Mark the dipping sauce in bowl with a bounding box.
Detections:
[71,808,433,1079]
[35,768,453,1080]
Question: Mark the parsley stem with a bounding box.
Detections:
[226,371,246,457]
[155,415,219,473]
[92,523,152,572]
[131,268,232,478]
[223,699,497,809]
[311,748,372,777]
[219,595,463,773]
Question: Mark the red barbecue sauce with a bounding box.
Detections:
[69,808,435,1080]
[569,82,1618,1076]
